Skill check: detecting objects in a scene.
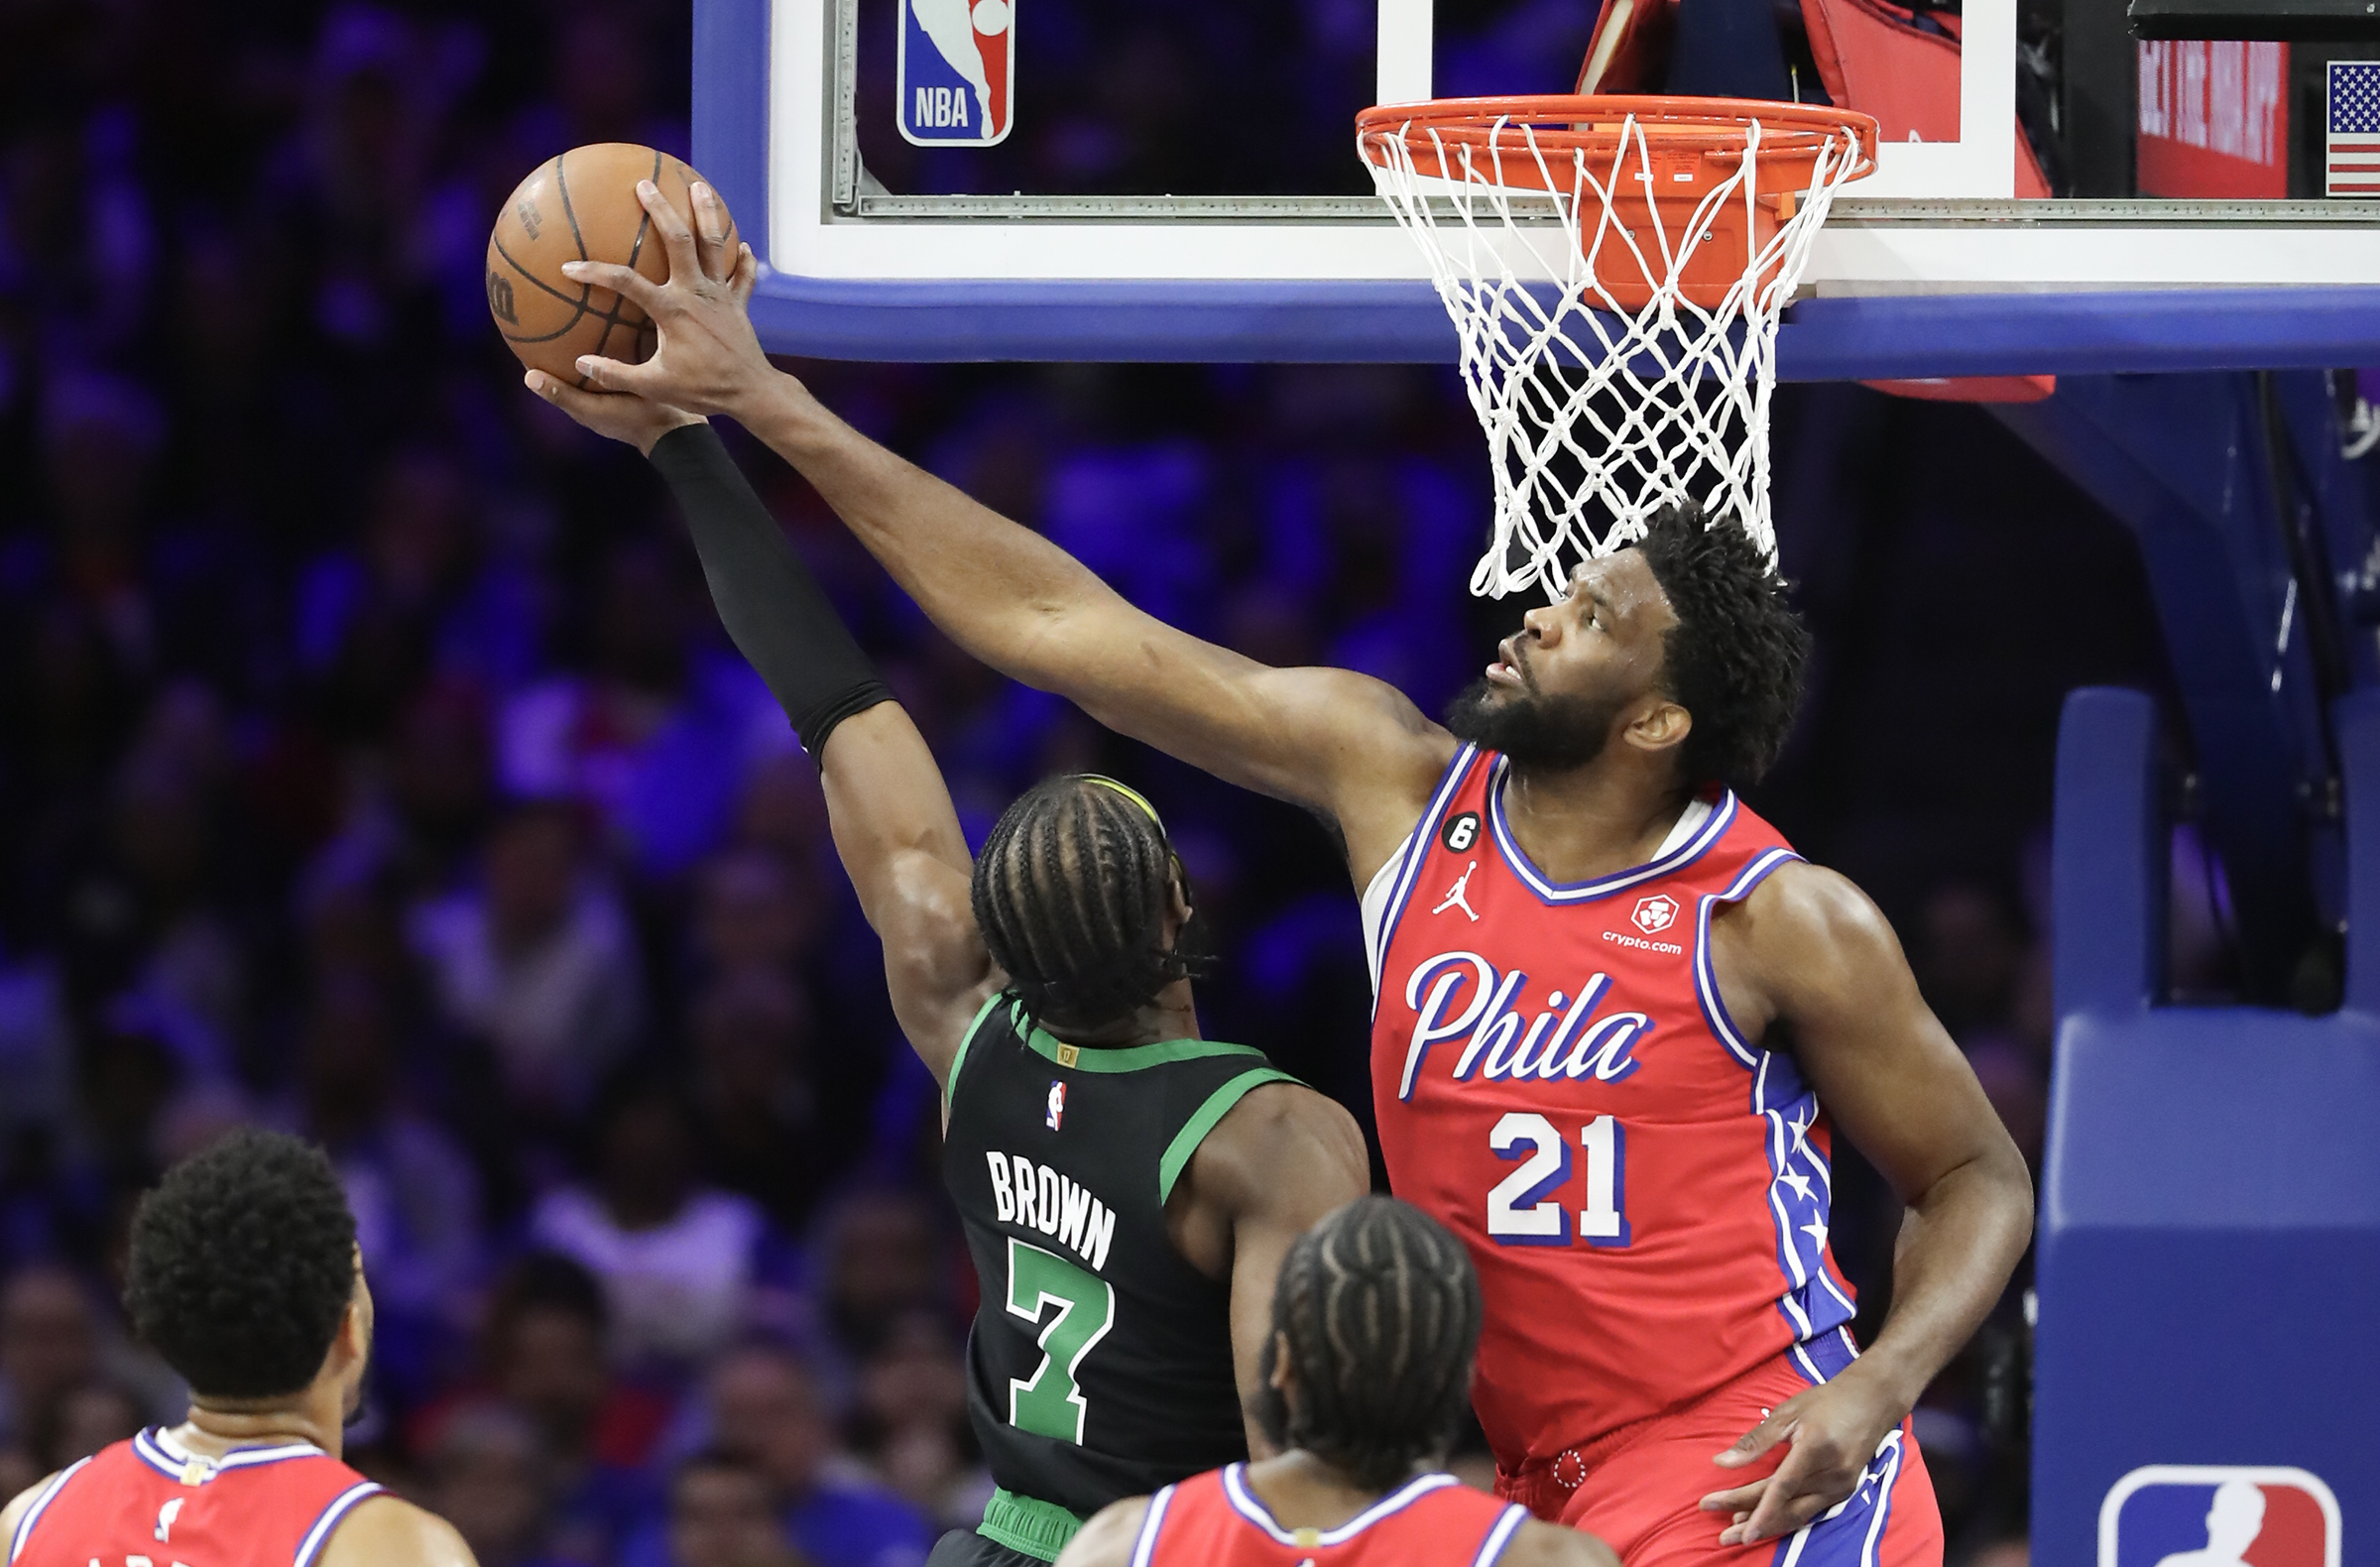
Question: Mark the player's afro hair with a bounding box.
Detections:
[122,1128,358,1400]
[1632,502,1812,792]
[1258,1197,1482,1493]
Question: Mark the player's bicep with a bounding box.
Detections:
[1754,868,2019,1202]
[1045,605,1453,823]
[878,851,1001,1087]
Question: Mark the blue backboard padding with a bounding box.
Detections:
[2046,1010,2380,1229]
[742,270,2380,375]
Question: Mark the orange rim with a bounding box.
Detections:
[1358,94,1879,182]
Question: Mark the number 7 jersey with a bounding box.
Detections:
[1364,746,1858,1471]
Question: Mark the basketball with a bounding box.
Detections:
[484,143,738,385]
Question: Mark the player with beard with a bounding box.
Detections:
[543,179,2034,1567]
[0,1130,476,1566]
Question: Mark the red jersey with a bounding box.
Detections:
[1365,746,1859,1469]
[1134,1464,1529,1567]
[9,1427,383,1567]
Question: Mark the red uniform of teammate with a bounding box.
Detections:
[8,1427,381,1567]
[1131,1466,1527,1567]
[1367,750,1940,1561]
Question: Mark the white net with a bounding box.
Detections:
[1362,105,1870,600]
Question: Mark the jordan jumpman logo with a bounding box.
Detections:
[1434,860,1481,921]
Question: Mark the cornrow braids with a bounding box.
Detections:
[1259,1197,1483,1493]
[970,776,1211,1033]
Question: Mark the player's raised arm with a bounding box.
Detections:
[525,370,992,1085]
[556,181,1458,881]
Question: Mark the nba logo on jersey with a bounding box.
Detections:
[1045,1080,1066,1131]
[896,0,1013,147]
[2099,1467,2339,1567]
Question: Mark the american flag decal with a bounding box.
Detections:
[2330,61,2380,197]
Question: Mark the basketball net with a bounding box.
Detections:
[1361,100,1873,600]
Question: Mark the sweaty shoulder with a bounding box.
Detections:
[0,1470,57,1543]
[1714,860,1910,1037]
[319,1493,479,1567]
[1254,664,1458,886]
[1187,1080,1368,1223]
[1499,1517,1623,1567]
[1054,1494,1153,1567]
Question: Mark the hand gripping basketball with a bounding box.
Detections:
[559,180,773,418]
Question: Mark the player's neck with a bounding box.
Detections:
[1242,1450,1428,1533]
[1500,759,1691,884]
[1047,981,1199,1048]
[174,1388,347,1461]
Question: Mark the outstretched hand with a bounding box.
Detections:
[524,369,705,454]
[560,178,775,418]
[1698,1370,1905,1547]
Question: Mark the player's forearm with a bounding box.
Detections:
[649,422,892,749]
[1854,1146,2034,1413]
[736,371,1119,693]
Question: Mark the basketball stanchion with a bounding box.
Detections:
[1359,97,1877,599]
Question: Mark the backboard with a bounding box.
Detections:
[691,0,2380,378]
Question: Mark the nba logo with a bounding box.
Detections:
[897,0,1012,147]
[1045,1080,1066,1131]
[2099,1467,2339,1567]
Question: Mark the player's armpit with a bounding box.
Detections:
[819,704,997,1088]
[1053,1495,1152,1567]
[318,1494,480,1567]
[1168,1083,1370,1457]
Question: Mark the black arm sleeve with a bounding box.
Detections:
[649,422,892,760]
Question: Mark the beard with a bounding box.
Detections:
[1443,675,1627,769]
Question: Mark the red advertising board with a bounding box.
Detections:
[2137,40,2289,198]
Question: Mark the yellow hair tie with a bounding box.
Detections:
[1079,774,1164,833]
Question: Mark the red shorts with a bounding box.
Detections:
[1496,1336,1944,1567]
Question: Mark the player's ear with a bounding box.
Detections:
[1267,1332,1295,1394]
[1625,698,1691,758]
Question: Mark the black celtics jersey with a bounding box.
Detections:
[941,994,1300,1535]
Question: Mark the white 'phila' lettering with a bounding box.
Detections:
[1398,952,1650,1101]
[991,1152,1116,1271]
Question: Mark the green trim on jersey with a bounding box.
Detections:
[976,1487,1088,1562]
[944,990,1010,1116]
[1156,1067,1303,1203]
[1007,1001,1268,1074]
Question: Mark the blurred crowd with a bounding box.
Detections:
[0,3,2188,1566]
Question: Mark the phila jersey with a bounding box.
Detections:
[941,995,1300,1554]
[8,1426,382,1567]
[1364,746,1858,1469]
[1129,1465,1529,1567]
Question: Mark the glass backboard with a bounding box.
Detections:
[689,0,2380,375]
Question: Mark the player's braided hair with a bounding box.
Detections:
[1633,500,1813,792]
[122,1128,358,1400]
[970,775,1209,1033]
[1259,1197,1482,1492]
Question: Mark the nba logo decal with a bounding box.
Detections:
[1045,1080,1066,1131]
[1632,894,1678,934]
[898,0,1013,147]
[2099,1466,2339,1567]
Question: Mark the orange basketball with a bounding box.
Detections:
[485,143,738,385]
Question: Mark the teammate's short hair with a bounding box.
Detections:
[1257,1196,1482,1492]
[970,775,1209,1032]
[1632,501,1812,792]
[122,1128,358,1400]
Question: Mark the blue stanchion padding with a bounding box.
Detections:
[2036,689,2380,1566]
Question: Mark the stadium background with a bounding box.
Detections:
[0,3,2176,1565]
